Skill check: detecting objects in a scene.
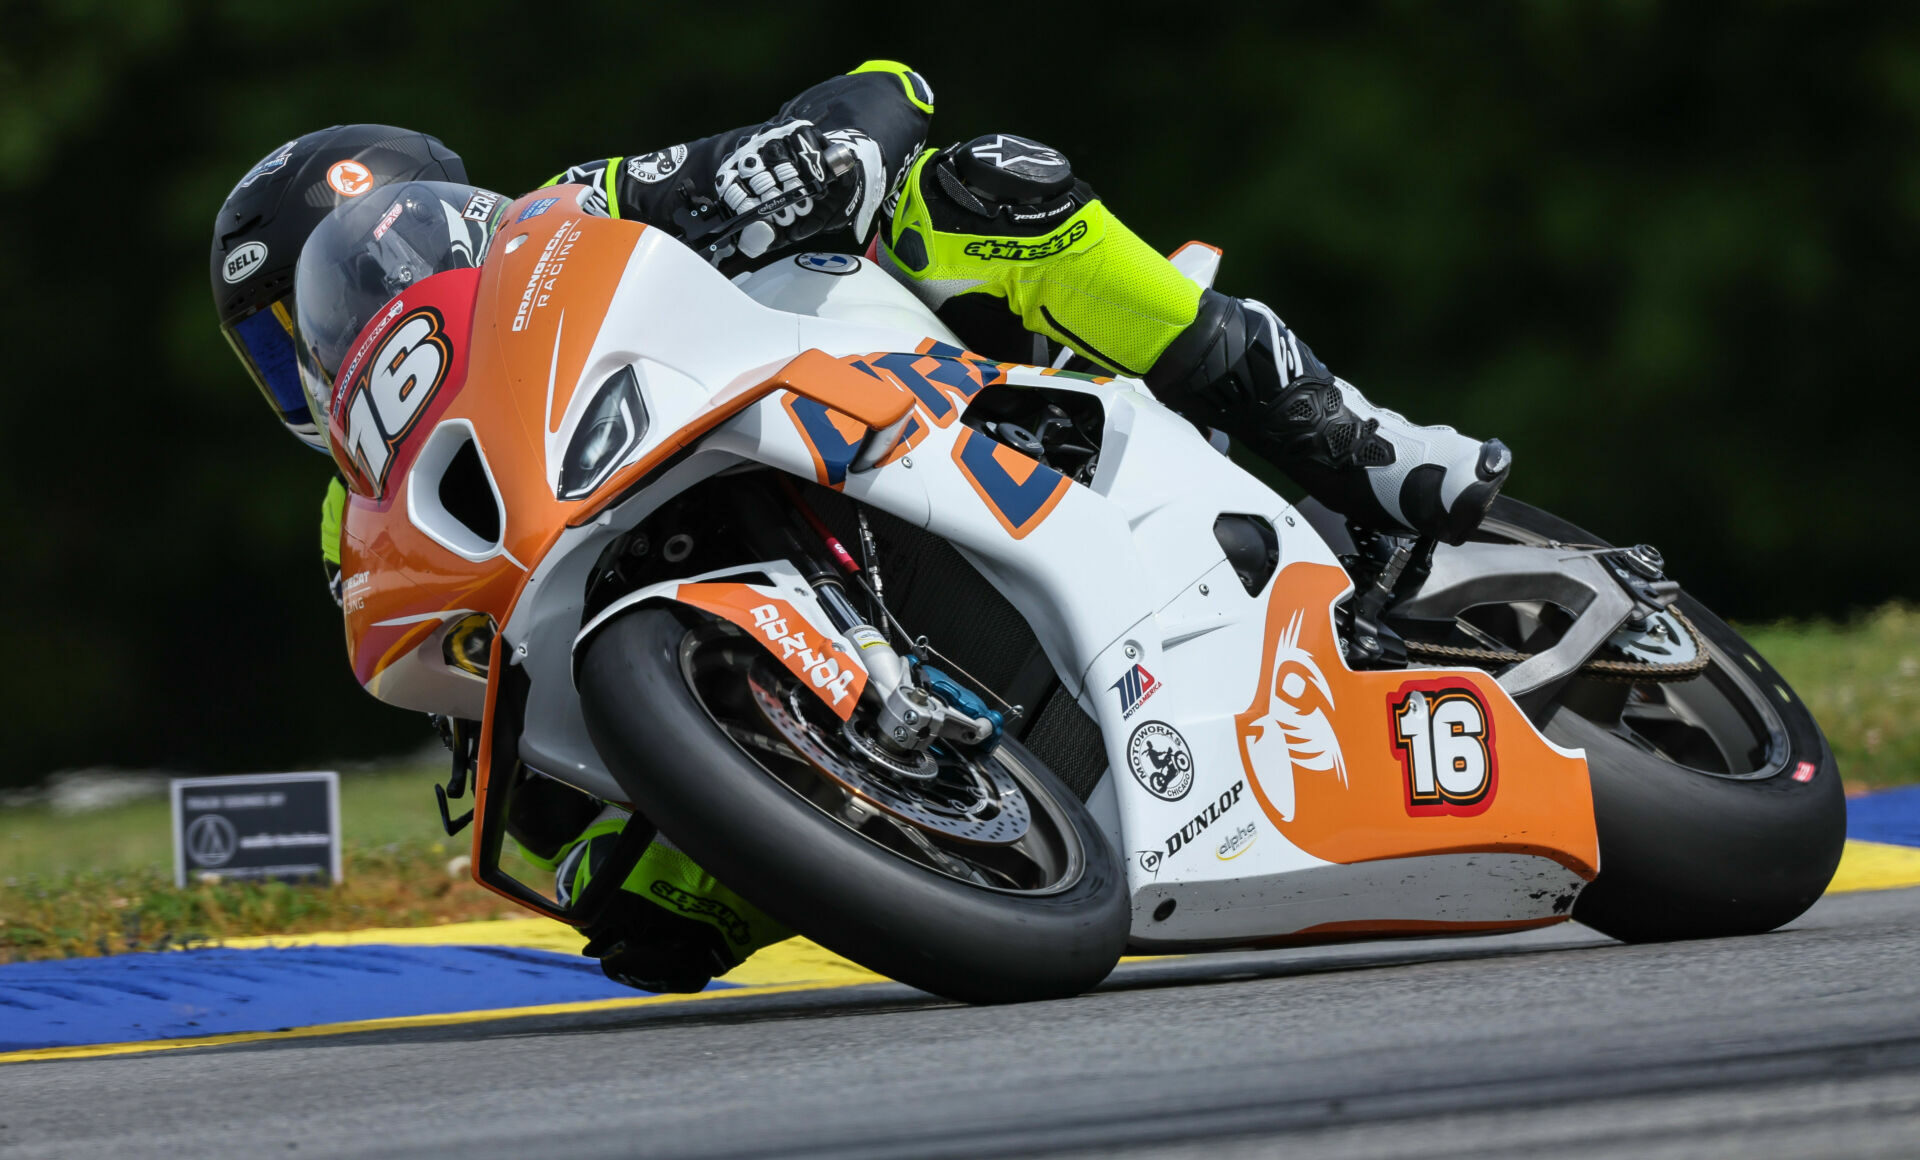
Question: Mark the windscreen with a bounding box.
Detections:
[292,180,505,427]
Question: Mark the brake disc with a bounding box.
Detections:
[748,670,1031,845]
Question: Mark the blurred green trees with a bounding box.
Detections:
[3,1,1915,783]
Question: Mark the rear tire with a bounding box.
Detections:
[1483,498,1847,942]
[577,604,1130,1004]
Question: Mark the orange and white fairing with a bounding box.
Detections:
[324,183,1598,948]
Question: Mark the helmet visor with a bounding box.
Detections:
[220,299,324,450]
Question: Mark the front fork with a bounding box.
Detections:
[744,479,999,755]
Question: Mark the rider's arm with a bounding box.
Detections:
[542,60,933,249]
[321,477,345,606]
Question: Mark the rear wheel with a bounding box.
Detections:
[577,604,1130,1004]
[1474,498,1846,941]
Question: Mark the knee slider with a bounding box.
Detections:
[1147,290,1259,407]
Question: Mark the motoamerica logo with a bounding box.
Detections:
[1136,780,1245,875]
[962,218,1087,261]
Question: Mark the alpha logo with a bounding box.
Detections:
[1216,821,1258,860]
[1111,662,1161,719]
[516,197,559,223]
[222,241,268,284]
[235,140,294,190]
[1390,681,1498,817]
[1127,720,1194,802]
[649,880,750,946]
[962,218,1088,261]
[327,159,374,198]
[1240,609,1347,822]
[626,144,689,185]
[795,252,860,275]
[1136,781,1244,874]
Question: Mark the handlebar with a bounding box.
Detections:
[675,139,860,266]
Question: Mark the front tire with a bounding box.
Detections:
[577,604,1130,1004]
[1480,498,1847,942]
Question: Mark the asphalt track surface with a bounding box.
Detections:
[7,886,1920,1160]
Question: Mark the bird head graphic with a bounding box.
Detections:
[1241,609,1349,821]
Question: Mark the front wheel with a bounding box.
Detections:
[1477,498,1847,942]
[577,604,1130,1004]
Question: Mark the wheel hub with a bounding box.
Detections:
[748,670,1031,845]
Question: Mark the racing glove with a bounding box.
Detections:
[714,120,885,258]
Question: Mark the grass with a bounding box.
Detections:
[1741,603,1920,791]
[2,604,1914,961]
[0,765,555,963]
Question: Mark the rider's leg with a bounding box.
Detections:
[509,781,790,993]
[875,136,1510,543]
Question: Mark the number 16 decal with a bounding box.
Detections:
[1390,680,1498,817]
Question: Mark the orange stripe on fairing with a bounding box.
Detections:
[988,439,1045,486]
[565,350,911,528]
[341,190,646,694]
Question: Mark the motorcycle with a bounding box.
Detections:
[328,176,1844,1004]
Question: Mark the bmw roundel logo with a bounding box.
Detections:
[795,252,859,276]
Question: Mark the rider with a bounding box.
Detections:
[211,62,1510,993]
[546,61,1511,543]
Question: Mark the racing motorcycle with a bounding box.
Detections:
[326,175,1844,1005]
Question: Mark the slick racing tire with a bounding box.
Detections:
[1480,497,1847,943]
[577,603,1130,1005]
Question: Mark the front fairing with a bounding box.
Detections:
[336,189,647,714]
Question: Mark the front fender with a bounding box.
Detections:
[573,560,870,719]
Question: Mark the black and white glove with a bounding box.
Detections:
[714,119,886,258]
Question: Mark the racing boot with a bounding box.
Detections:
[550,811,792,993]
[1148,291,1511,545]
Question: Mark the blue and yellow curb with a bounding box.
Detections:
[6,790,1919,1067]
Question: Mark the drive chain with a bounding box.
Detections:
[1403,606,1713,684]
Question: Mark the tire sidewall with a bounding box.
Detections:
[1487,498,1847,940]
[577,604,1131,1003]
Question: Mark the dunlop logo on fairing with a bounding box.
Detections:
[750,603,859,705]
[1136,781,1245,874]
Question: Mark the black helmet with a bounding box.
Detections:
[211,125,466,451]
[292,180,507,446]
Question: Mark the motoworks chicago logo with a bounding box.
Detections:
[1127,720,1193,802]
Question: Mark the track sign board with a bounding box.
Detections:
[171,771,341,887]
